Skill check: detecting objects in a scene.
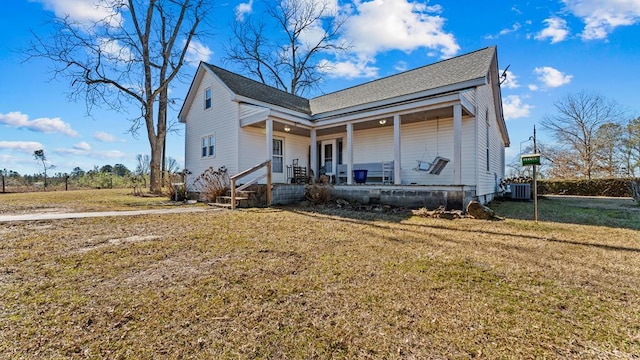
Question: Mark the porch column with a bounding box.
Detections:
[310,128,317,181]
[453,104,462,184]
[393,114,401,185]
[266,119,273,163]
[346,123,353,185]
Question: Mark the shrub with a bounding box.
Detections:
[537,178,638,197]
[193,166,230,202]
[305,183,333,205]
[167,182,187,201]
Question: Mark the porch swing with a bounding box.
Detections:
[413,116,450,175]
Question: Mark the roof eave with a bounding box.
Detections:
[178,63,208,123]
[311,77,486,120]
[234,95,312,120]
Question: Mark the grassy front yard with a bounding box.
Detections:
[1,190,639,358]
[0,188,197,215]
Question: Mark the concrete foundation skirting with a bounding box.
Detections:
[331,185,477,210]
[272,184,478,209]
[272,184,306,205]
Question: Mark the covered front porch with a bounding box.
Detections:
[241,91,476,186]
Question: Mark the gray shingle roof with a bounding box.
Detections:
[205,46,495,117]
[204,64,311,114]
[309,47,496,115]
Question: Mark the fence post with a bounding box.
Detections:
[1,175,4,193]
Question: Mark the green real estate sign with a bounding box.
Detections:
[521,154,541,166]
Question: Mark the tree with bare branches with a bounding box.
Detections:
[621,116,640,177]
[25,0,211,193]
[225,0,348,96]
[541,91,625,179]
[33,149,55,188]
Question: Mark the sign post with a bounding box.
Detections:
[520,126,539,222]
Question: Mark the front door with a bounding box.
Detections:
[272,138,285,183]
[321,139,336,177]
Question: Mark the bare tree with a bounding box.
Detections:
[621,116,640,177]
[165,156,180,173]
[225,0,348,96]
[594,122,624,177]
[33,149,55,188]
[136,154,151,176]
[26,0,211,193]
[541,91,625,179]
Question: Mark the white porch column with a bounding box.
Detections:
[393,114,402,185]
[266,119,273,162]
[453,104,462,184]
[346,123,354,185]
[310,129,317,180]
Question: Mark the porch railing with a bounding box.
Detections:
[229,159,272,210]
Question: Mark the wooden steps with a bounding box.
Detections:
[209,192,251,208]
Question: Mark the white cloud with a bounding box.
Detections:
[55,142,92,155]
[35,0,123,28]
[54,144,126,160]
[342,0,459,60]
[235,0,253,21]
[500,69,520,89]
[318,58,379,79]
[528,84,539,91]
[185,40,213,65]
[535,17,569,43]
[499,22,522,36]
[99,150,127,159]
[74,142,91,151]
[394,61,409,72]
[562,0,640,40]
[502,95,533,120]
[0,141,45,153]
[534,66,573,88]
[0,111,78,137]
[94,131,118,142]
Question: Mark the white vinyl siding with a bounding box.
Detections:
[474,82,506,198]
[184,71,239,189]
[352,126,394,164]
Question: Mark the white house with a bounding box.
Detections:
[179,46,510,208]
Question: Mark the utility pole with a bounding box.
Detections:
[533,125,538,222]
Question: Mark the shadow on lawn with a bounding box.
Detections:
[285,205,640,254]
[489,196,640,231]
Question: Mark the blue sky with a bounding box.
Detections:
[1,0,639,176]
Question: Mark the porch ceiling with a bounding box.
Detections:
[248,106,472,137]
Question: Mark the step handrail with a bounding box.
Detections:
[230,160,271,210]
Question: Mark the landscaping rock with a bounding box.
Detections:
[466,201,495,220]
[412,206,467,219]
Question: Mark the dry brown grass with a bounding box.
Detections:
[0,188,191,215]
[1,192,639,358]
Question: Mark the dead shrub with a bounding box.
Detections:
[305,183,333,205]
[193,166,230,202]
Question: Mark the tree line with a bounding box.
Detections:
[1,153,183,192]
[510,91,639,180]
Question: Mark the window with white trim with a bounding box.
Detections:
[201,134,215,158]
[204,87,212,109]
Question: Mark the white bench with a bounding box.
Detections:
[337,161,393,184]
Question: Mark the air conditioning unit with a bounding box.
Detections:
[510,183,531,200]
